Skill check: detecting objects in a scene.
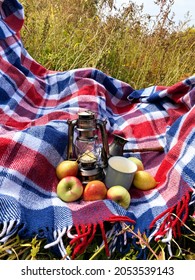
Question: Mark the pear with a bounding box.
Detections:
[128,157,144,171]
[133,170,158,190]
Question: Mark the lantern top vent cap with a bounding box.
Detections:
[78,110,95,119]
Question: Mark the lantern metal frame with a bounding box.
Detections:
[67,111,109,184]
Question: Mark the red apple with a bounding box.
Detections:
[107,185,131,209]
[83,180,107,201]
[57,176,83,202]
[56,160,78,179]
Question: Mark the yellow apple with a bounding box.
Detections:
[56,160,78,179]
[128,157,144,171]
[133,170,157,190]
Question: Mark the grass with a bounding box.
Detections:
[0,216,194,260]
[20,0,195,88]
[0,0,195,260]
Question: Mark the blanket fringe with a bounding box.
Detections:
[44,215,135,260]
[70,215,135,259]
[0,220,20,244]
[150,192,191,241]
[44,227,71,260]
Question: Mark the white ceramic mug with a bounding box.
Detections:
[105,156,137,190]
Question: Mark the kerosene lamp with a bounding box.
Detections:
[67,111,109,184]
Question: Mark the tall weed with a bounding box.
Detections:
[20,0,194,88]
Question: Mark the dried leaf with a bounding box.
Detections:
[157,248,166,260]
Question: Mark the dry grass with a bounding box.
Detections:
[0,216,194,260]
[20,0,195,88]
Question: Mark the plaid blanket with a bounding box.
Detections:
[0,0,194,259]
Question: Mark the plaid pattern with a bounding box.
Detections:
[0,0,194,259]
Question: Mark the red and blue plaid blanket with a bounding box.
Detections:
[0,0,194,259]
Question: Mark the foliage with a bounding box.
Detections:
[20,0,195,88]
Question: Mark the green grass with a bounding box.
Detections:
[0,0,194,260]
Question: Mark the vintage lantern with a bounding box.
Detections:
[67,111,109,184]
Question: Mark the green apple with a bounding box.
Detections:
[128,157,144,171]
[56,160,79,179]
[107,185,131,209]
[57,176,83,202]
